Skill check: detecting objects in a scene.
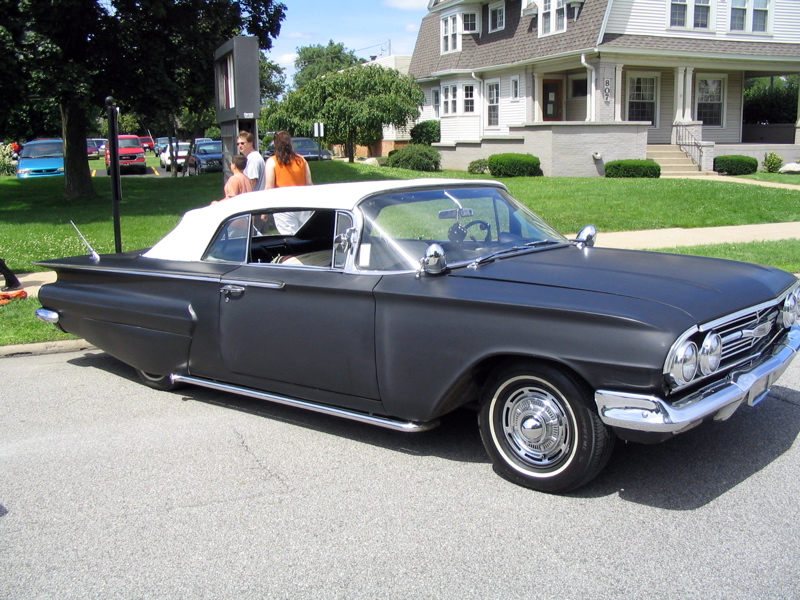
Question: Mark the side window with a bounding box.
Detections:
[247,209,336,268]
[203,215,251,263]
[333,212,355,269]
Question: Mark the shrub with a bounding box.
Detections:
[0,144,16,177]
[410,120,441,145]
[386,144,441,172]
[468,158,489,174]
[487,153,542,177]
[714,154,758,175]
[604,159,661,178]
[763,151,783,173]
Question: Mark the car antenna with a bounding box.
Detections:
[70,220,100,262]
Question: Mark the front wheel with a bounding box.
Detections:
[478,362,614,493]
[135,369,182,391]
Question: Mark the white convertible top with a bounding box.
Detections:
[143,178,492,262]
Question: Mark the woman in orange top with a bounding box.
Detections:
[264,131,313,189]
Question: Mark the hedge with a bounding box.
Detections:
[487,153,542,177]
[410,120,441,145]
[604,159,661,178]
[713,155,758,175]
[385,143,441,172]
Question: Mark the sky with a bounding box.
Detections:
[266,0,430,84]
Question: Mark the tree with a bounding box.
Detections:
[292,40,365,89]
[0,0,286,196]
[265,65,424,162]
[260,55,286,102]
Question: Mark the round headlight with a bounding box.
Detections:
[794,287,800,319]
[670,341,698,386]
[699,332,723,375]
[782,293,797,328]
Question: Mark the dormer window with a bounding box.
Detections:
[489,2,506,32]
[541,0,566,35]
[441,14,458,53]
[463,12,478,32]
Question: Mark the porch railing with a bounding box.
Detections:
[674,123,703,167]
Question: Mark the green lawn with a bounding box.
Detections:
[1,163,799,346]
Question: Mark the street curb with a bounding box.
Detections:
[0,339,96,358]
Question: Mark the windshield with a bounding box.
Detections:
[21,141,64,159]
[118,137,142,148]
[292,139,318,151]
[197,142,221,154]
[356,186,567,271]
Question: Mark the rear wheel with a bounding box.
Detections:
[478,362,614,493]
[135,369,182,391]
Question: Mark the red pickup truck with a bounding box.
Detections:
[105,135,148,175]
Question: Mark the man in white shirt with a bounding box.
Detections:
[237,131,265,191]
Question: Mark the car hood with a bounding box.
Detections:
[196,152,222,160]
[18,157,64,170]
[450,245,796,323]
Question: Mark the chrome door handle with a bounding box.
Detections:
[220,284,245,302]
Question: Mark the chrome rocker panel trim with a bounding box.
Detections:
[595,328,800,434]
[172,374,440,433]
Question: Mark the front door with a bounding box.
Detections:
[543,80,563,121]
[218,263,382,401]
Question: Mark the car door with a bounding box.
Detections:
[216,211,382,402]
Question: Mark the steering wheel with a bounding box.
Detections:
[464,220,492,244]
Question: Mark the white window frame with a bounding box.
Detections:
[695,74,727,128]
[488,2,506,33]
[669,0,714,30]
[729,0,771,33]
[432,88,440,119]
[441,14,459,54]
[486,79,501,128]
[510,76,520,102]
[442,85,457,115]
[626,72,660,129]
[462,12,478,33]
[463,84,475,113]
[569,75,588,98]
[540,0,567,36]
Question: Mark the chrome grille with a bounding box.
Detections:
[713,306,780,367]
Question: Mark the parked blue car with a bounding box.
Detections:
[16,139,65,179]
[187,140,223,175]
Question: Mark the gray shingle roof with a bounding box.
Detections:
[410,0,609,79]
[600,33,800,58]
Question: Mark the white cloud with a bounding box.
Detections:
[276,53,298,69]
[405,23,419,33]
[384,0,429,10]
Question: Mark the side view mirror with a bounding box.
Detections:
[418,243,448,276]
[576,225,597,248]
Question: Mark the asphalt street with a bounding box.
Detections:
[2,349,799,599]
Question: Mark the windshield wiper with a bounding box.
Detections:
[468,240,562,268]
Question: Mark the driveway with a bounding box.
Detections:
[2,348,799,599]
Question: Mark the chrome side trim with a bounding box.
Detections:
[596,328,800,434]
[172,374,439,433]
[32,262,225,284]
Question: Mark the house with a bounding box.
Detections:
[409,0,800,176]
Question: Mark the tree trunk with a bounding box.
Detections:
[61,100,96,199]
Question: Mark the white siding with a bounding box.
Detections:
[606,0,800,43]
[605,0,669,36]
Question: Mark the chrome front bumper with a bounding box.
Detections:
[595,328,800,434]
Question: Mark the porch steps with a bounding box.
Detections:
[647,144,715,178]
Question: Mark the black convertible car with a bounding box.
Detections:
[36,179,800,492]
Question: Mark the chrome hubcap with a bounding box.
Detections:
[502,385,570,468]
